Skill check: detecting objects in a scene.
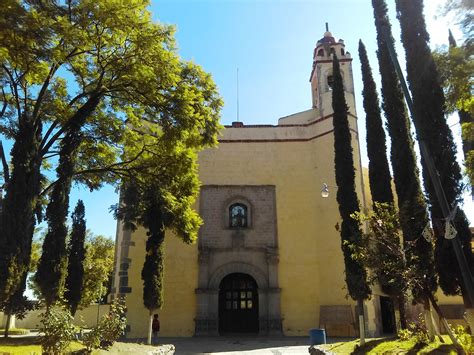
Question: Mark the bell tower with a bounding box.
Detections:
[309,24,356,118]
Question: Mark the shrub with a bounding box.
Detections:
[82,298,127,352]
[81,325,101,352]
[397,315,429,345]
[452,324,473,353]
[407,315,429,346]
[39,305,77,355]
[397,328,412,341]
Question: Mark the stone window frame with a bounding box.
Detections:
[224,197,252,229]
[324,68,344,92]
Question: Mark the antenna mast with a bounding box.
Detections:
[237,68,240,122]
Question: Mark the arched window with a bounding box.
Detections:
[229,203,248,228]
[340,48,345,56]
[317,49,324,57]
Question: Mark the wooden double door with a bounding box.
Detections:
[218,273,259,334]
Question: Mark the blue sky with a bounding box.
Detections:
[24,0,473,238]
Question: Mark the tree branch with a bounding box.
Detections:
[39,143,149,197]
[32,63,60,122]
[0,141,10,184]
[0,88,7,119]
[2,65,21,120]
[40,91,103,156]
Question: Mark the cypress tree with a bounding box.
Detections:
[332,54,371,340]
[141,189,166,345]
[34,98,98,307]
[64,200,87,316]
[396,0,473,308]
[0,113,42,302]
[372,1,437,332]
[358,40,393,206]
[118,183,169,345]
[358,39,409,327]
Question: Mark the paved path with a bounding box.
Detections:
[156,336,339,355]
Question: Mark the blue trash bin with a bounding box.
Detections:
[309,328,326,345]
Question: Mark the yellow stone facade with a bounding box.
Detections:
[111,30,465,339]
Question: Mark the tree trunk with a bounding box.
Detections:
[147,312,153,345]
[357,299,365,346]
[422,298,435,342]
[397,295,407,330]
[464,308,474,335]
[428,293,464,353]
[3,313,11,338]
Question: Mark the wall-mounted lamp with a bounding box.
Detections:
[321,183,330,198]
[321,183,338,198]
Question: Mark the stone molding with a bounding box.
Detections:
[208,262,269,289]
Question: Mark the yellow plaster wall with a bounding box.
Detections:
[124,227,198,338]
[197,121,364,336]
[122,116,366,337]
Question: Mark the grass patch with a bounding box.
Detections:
[0,329,29,336]
[0,337,84,354]
[320,336,463,354]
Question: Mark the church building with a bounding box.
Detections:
[110,29,412,338]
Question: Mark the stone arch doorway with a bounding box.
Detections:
[218,273,259,334]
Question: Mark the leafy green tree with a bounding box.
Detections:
[352,204,410,313]
[29,232,114,309]
[396,0,474,313]
[64,200,87,316]
[0,0,221,305]
[433,31,473,189]
[79,235,115,309]
[353,203,463,348]
[372,0,436,334]
[331,54,371,344]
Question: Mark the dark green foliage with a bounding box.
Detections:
[396,0,473,303]
[140,187,170,312]
[64,200,87,316]
[35,94,100,308]
[372,0,435,304]
[141,190,167,311]
[358,40,393,206]
[0,113,42,303]
[332,55,371,302]
[120,184,169,312]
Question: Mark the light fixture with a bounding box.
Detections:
[321,183,330,198]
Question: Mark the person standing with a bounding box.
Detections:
[152,314,160,345]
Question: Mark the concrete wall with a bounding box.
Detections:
[0,304,110,329]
